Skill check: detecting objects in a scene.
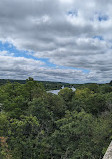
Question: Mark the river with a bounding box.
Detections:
[47,86,76,95]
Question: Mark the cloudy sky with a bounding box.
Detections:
[0,0,112,83]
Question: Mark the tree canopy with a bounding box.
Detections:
[0,78,112,158]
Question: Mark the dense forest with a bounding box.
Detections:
[0,79,82,90]
[0,77,112,159]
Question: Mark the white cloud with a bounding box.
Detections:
[0,0,112,83]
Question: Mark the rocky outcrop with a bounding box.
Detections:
[103,141,112,159]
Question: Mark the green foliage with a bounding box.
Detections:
[71,88,108,116]
[44,93,66,119]
[86,83,99,93]
[75,88,93,99]
[0,79,112,158]
[70,88,93,112]
[23,79,45,102]
[58,87,74,102]
[99,85,112,94]
[49,110,94,158]
[86,93,107,115]
[0,80,45,118]
[0,113,9,136]
[49,111,112,159]
[7,115,42,159]
[27,97,53,135]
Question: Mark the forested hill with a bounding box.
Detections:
[0,78,112,158]
[0,78,82,90]
[0,78,111,90]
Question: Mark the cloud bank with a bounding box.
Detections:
[0,0,112,83]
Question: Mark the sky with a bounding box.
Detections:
[0,0,112,83]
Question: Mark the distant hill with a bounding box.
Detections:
[0,79,81,90]
[1,79,105,90]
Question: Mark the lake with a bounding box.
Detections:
[47,87,76,95]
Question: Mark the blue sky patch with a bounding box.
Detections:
[0,41,90,74]
[98,15,109,21]
[93,35,104,40]
[67,10,78,17]
[58,65,90,73]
